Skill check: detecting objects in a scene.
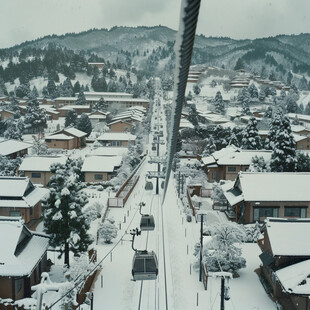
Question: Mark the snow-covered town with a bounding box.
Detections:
[1,1,310,310]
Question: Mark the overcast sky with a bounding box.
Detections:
[0,0,309,48]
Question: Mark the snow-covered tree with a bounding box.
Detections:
[270,115,296,172]
[24,98,47,133]
[304,102,310,115]
[202,222,246,273]
[43,161,92,267]
[214,91,225,114]
[94,97,108,112]
[248,155,270,172]
[248,83,258,98]
[295,152,310,172]
[76,91,86,105]
[264,106,273,119]
[285,92,299,113]
[65,110,78,127]
[84,202,104,224]
[265,112,282,149]
[0,155,21,176]
[258,89,266,102]
[234,58,245,70]
[32,135,48,155]
[4,120,23,140]
[98,218,118,244]
[241,117,262,150]
[210,80,217,88]
[280,88,286,99]
[77,113,92,136]
[30,86,39,99]
[193,84,201,95]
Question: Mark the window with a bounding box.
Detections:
[253,207,279,221]
[112,141,121,147]
[227,166,236,172]
[95,174,103,180]
[284,207,307,218]
[31,172,41,178]
[15,278,23,294]
[45,139,51,143]
[10,210,21,217]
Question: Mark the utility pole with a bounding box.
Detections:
[156,135,160,195]
[199,213,204,282]
[220,277,225,310]
[178,170,181,197]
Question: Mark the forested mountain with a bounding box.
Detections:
[1,26,310,94]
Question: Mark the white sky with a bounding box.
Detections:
[0,0,310,48]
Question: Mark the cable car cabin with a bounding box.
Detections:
[132,251,158,281]
[145,181,153,191]
[140,214,155,231]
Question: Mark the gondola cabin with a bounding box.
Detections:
[140,214,155,231]
[145,181,153,191]
[132,251,158,281]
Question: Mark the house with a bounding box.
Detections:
[293,134,310,150]
[19,156,67,186]
[259,218,310,310]
[57,105,91,117]
[0,109,15,120]
[108,120,133,133]
[81,156,122,182]
[0,139,32,159]
[88,110,109,124]
[0,177,49,224]
[45,127,87,149]
[97,132,136,147]
[0,216,49,300]
[287,113,310,129]
[291,125,310,136]
[223,172,310,224]
[201,146,272,182]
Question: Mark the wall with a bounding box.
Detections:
[45,138,75,150]
[24,171,53,186]
[224,165,249,181]
[296,138,310,150]
[110,122,132,133]
[246,201,310,224]
[207,166,224,182]
[85,172,110,183]
[0,110,14,120]
[0,277,13,299]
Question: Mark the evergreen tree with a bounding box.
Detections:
[264,106,273,118]
[62,78,74,97]
[32,135,48,155]
[248,83,258,98]
[0,155,21,176]
[77,113,92,136]
[241,116,262,150]
[43,161,92,267]
[94,97,108,112]
[285,92,299,113]
[73,81,81,94]
[287,71,293,85]
[188,105,199,127]
[30,86,39,99]
[296,152,310,172]
[4,120,23,140]
[270,116,296,172]
[47,79,57,99]
[65,110,78,127]
[15,83,30,98]
[234,58,245,70]
[24,97,47,133]
[0,78,8,96]
[193,84,201,95]
[266,112,282,149]
[214,91,225,114]
[248,155,270,172]
[76,91,86,105]
[258,89,266,102]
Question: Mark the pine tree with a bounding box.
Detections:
[76,91,86,105]
[270,115,296,172]
[241,116,262,150]
[248,155,270,172]
[47,79,57,99]
[234,58,245,70]
[264,106,273,118]
[65,110,78,127]
[296,152,310,172]
[30,86,39,99]
[94,97,108,112]
[32,135,48,155]
[43,160,92,267]
[15,83,30,98]
[214,91,225,114]
[305,102,310,115]
[73,81,81,94]
[258,89,266,102]
[193,84,201,95]
[265,112,282,149]
[248,84,258,98]
[285,92,299,113]
[24,97,47,133]
[77,113,92,136]
[280,88,286,99]
[4,120,23,140]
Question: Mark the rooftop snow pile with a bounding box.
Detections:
[82,156,122,172]
[19,156,67,172]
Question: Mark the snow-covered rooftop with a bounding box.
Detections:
[287,113,310,122]
[217,150,272,165]
[293,133,308,142]
[0,177,49,208]
[97,132,136,141]
[63,127,87,138]
[81,156,122,172]
[45,134,74,141]
[58,105,90,110]
[266,218,310,256]
[0,217,49,276]
[19,156,67,172]
[90,147,128,157]
[291,125,309,133]
[0,139,32,156]
[239,172,310,202]
[276,259,310,295]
